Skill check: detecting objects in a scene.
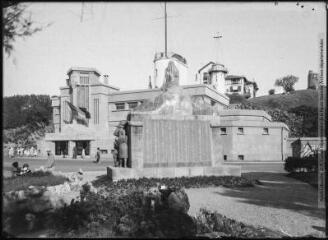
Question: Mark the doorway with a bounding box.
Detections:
[75,141,90,156]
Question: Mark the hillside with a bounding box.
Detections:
[3,95,53,147]
[227,88,326,138]
[247,89,323,111]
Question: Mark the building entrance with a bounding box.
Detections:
[75,141,90,156]
[55,141,68,156]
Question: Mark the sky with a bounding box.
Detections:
[3,2,327,97]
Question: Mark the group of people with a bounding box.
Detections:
[8,146,39,158]
[11,150,56,177]
[11,162,32,177]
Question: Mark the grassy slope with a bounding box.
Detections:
[247,89,320,111]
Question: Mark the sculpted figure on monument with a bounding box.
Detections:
[152,61,193,115]
[113,121,128,168]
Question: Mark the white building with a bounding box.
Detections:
[195,62,228,95]
[225,75,258,98]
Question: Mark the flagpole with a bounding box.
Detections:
[164,1,167,58]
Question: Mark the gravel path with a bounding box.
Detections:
[186,172,325,237]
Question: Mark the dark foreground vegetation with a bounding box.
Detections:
[3,175,284,238]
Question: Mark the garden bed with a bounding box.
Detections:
[92,175,256,191]
[3,171,68,192]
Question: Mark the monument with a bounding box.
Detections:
[107,61,241,181]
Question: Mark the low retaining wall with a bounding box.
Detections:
[107,165,241,181]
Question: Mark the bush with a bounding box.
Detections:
[268,89,275,95]
[284,154,318,173]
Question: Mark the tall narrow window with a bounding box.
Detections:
[94,98,99,124]
[78,74,89,110]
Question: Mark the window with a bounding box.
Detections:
[220,128,227,135]
[128,102,138,109]
[224,155,227,161]
[203,72,210,84]
[232,79,240,84]
[263,128,269,135]
[94,98,99,124]
[80,75,89,84]
[115,103,125,110]
[237,127,244,134]
[100,149,108,154]
[238,155,244,161]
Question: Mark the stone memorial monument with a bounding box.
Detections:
[107,61,241,180]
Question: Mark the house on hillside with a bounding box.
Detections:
[307,70,319,90]
[225,75,258,98]
[195,61,228,94]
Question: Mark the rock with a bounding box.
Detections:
[167,188,190,213]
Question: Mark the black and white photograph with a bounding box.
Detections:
[2,1,327,238]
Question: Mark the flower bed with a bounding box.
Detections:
[93,175,256,191]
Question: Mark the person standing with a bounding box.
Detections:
[73,146,77,159]
[118,129,128,168]
[9,147,14,158]
[111,149,119,167]
[81,148,85,159]
[46,150,55,171]
[94,147,101,163]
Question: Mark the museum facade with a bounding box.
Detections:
[41,64,289,162]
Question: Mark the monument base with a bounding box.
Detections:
[107,165,241,181]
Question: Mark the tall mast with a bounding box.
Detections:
[164,1,167,58]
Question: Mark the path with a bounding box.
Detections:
[186,172,325,237]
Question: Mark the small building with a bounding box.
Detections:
[307,70,319,90]
[217,110,289,162]
[225,75,258,98]
[287,137,327,158]
[195,62,228,94]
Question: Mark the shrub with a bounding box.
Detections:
[284,154,318,173]
[268,89,275,95]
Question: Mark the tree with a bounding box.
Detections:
[3,2,47,56]
[268,89,275,95]
[274,75,298,93]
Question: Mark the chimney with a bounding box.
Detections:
[103,74,109,85]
